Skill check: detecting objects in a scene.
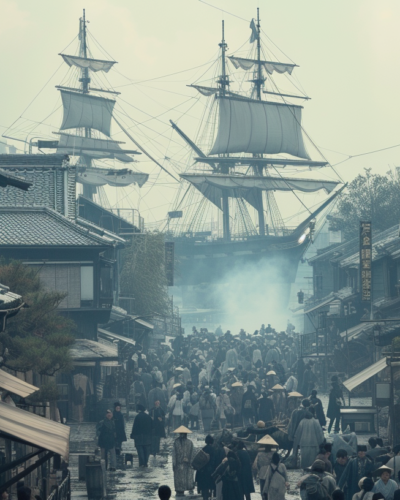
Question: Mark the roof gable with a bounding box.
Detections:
[0,207,113,247]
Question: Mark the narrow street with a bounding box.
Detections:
[69,393,375,500]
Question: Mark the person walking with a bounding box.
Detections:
[97,409,117,471]
[113,402,127,456]
[172,426,195,496]
[195,435,217,500]
[212,451,243,500]
[327,376,345,434]
[236,441,255,500]
[199,387,216,432]
[262,452,288,500]
[293,412,324,469]
[149,400,166,457]
[338,445,374,500]
[372,466,398,500]
[309,390,327,428]
[253,441,275,494]
[242,385,257,427]
[130,404,153,467]
[352,478,375,500]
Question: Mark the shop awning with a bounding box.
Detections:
[304,296,334,314]
[131,315,154,330]
[98,328,136,346]
[343,357,387,392]
[70,339,118,363]
[0,401,70,459]
[339,322,376,342]
[0,369,39,398]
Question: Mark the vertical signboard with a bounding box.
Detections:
[360,221,372,302]
[165,242,174,286]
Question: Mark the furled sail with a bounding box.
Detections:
[60,54,116,73]
[56,133,139,163]
[209,96,309,159]
[77,167,148,188]
[59,90,115,137]
[228,56,296,75]
[189,85,219,97]
[181,173,339,210]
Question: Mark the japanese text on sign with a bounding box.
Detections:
[360,221,372,302]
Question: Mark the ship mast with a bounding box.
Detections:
[218,21,231,241]
[79,10,95,199]
[253,8,266,236]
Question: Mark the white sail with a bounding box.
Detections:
[229,56,296,75]
[56,133,135,163]
[209,96,309,159]
[181,173,339,210]
[60,54,116,73]
[59,90,115,137]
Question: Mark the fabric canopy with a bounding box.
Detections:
[0,370,39,398]
[343,357,387,392]
[60,54,116,73]
[56,133,136,163]
[0,401,70,458]
[180,173,339,210]
[228,56,296,75]
[209,96,309,159]
[59,90,115,137]
[98,328,136,346]
[76,167,148,188]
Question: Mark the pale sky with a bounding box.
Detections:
[1,0,400,227]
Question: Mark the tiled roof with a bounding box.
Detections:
[0,207,113,247]
[0,169,32,191]
[308,225,400,267]
[0,154,68,167]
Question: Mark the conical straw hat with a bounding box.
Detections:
[256,435,279,446]
[173,383,182,389]
[173,425,192,434]
[266,371,276,376]
[272,384,284,390]
[232,382,243,387]
[288,391,303,398]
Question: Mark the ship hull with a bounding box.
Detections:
[170,233,309,286]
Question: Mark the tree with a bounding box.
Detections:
[330,169,400,241]
[120,232,170,316]
[0,261,75,376]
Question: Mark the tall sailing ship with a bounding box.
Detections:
[4,10,151,202]
[167,11,343,287]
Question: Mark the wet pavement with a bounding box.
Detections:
[69,394,381,500]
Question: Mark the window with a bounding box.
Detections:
[36,264,80,308]
[315,275,323,293]
[80,266,94,306]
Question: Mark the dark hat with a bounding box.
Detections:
[331,375,339,382]
[324,443,332,453]
[311,460,326,472]
[136,404,146,412]
[357,445,367,452]
[114,401,122,408]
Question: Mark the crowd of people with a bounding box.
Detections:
[93,324,400,500]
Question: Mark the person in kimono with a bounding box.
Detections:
[262,452,288,500]
[172,426,195,496]
[338,446,374,500]
[293,412,324,469]
[372,466,398,500]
